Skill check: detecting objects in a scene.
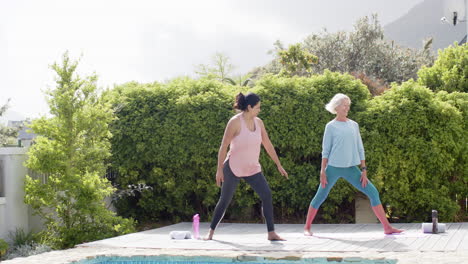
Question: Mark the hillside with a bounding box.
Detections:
[384,0,466,51]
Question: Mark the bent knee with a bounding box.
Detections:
[310,197,325,209]
[366,188,381,207]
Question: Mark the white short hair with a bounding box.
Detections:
[325,93,351,114]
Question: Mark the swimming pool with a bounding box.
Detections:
[70,255,396,264]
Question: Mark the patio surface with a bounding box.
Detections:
[2,222,468,264]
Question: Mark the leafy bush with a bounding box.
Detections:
[109,78,234,222]
[277,43,318,77]
[359,80,465,221]
[0,100,20,146]
[110,68,465,224]
[435,91,468,220]
[418,43,468,93]
[0,229,51,261]
[4,243,51,260]
[0,239,8,258]
[24,53,135,249]
[110,72,370,223]
[8,228,34,248]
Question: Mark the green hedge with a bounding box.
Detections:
[109,72,370,223]
[109,72,466,224]
[252,71,369,222]
[359,80,466,222]
[435,91,468,208]
[418,43,467,93]
[109,79,234,222]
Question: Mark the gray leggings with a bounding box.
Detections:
[209,160,275,232]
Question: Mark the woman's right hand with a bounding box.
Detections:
[216,169,224,187]
[320,170,328,188]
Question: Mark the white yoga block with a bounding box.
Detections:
[422,223,446,233]
[169,231,192,239]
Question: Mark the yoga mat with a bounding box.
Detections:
[421,223,446,233]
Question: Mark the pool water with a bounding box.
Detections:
[71,255,396,264]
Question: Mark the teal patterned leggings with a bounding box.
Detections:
[310,165,382,208]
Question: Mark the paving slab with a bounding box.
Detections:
[2,222,467,264]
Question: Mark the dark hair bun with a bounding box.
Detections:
[233,92,260,111]
[234,93,246,110]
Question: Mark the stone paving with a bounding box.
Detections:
[2,222,467,264]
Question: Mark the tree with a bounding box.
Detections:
[249,40,285,78]
[253,15,434,87]
[195,52,235,83]
[24,52,135,248]
[418,42,468,93]
[195,53,256,86]
[223,73,253,86]
[277,43,318,77]
[0,99,19,146]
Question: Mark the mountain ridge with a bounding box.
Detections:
[384,0,466,51]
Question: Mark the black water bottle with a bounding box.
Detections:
[432,210,438,234]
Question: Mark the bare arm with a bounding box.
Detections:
[259,119,288,179]
[215,118,240,186]
[320,158,328,188]
[321,158,328,172]
[320,123,331,188]
[356,122,368,187]
[359,160,368,187]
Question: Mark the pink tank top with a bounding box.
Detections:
[226,114,262,177]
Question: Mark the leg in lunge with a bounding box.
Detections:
[304,165,340,236]
[303,206,318,236]
[344,166,403,234]
[372,204,403,234]
[205,162,239,240]
[304,93,404,237]
[244,172,284,241]
[205,92,289,241]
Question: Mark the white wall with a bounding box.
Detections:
[0,147,29,241]
[0,197,6,239]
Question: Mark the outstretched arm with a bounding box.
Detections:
[259,119,288,179]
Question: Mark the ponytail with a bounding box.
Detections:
[234,92,247,110]
[233,92,260,111]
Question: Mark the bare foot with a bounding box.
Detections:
[268,231,286,241]
[304,229,313,236]
[384,227,404,234]
[203,229,215,240]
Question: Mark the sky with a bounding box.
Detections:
[1,0,424,120]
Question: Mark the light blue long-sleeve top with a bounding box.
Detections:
[321,119,365,167]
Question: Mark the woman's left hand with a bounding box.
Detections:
[360,170,368,188]
[277,165,289,179]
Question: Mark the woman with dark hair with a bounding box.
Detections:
[204,92,289,241]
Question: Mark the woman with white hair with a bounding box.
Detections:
[304,93,403,235]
